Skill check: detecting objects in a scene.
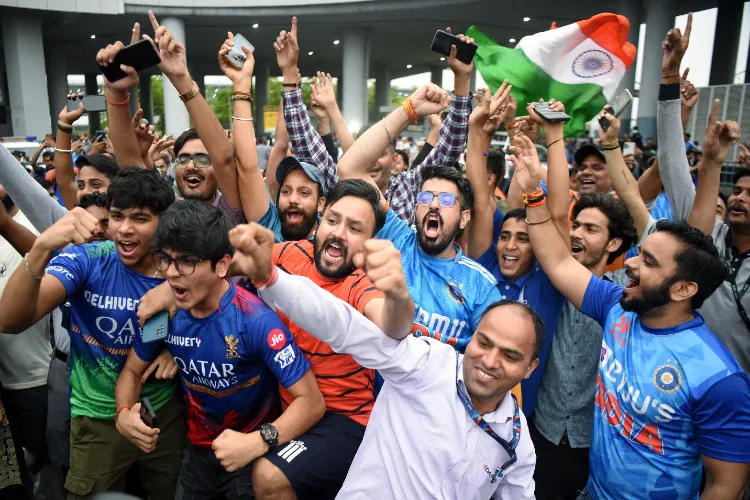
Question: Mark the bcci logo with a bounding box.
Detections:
[484,464,502,485]
[446,281,465,305]
[224,335,241,359]
[653,363,682,393]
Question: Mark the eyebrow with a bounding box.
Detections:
[641,249,660,266]
[329,209,363,227]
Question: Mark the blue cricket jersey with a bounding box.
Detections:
[377,209,501,352]
[581,275,750,499]
[134,280,309,449]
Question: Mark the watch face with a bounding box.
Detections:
[261,424,278,442]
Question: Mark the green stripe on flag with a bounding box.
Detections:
[467,26,606,137]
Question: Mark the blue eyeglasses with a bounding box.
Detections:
[417,191,457,208]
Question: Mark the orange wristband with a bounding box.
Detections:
[106,92,130,106]
[402,98,418,123]
[251,266,279,290]
[115,405,132,424]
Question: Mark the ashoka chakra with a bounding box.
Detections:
[572,49,614,78]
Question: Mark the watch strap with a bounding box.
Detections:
[179,82,200,103]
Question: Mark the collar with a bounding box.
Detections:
[497,262,539,290]
[417,241,464,263]
[457,355,515,424]
[725,227,750,262]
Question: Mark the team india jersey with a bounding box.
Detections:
[581,276,750,499]
[377,210,501,352]
[273,240,383,426]
[134,280,309,448]
[45,241,174,419]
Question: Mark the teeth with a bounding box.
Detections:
[477,369,495,380]
[504,256,518,261]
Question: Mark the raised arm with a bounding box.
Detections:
[218,33,268,223]
[96,25,147,169]
[688,99,739,234]
[599,110,652,238]
[311,72,355,153]
[274,18,338,195]
[466,84,512,259]
[147,11,241,210]
[0,203,37,256]
[510,134,592,309]
[266,106,290,201]
[55,95,87,209]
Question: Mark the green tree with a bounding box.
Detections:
[151,75,165,135]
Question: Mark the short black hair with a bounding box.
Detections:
[479,300,545,360]
[486,149,506,189]
[718,191,728,207]
[654,219,727,309]
[78,192,110,210]
[42,151,54,160]
[573,194,638,264]
[502,207,527,227]
[733,167,750,185]
[419,165,473,210]
[76,154,119,180]
[323,179,386,236]
[107,167,175,215]
[174,128,201,156]
[152,199,234,268]
[394,150,410,169]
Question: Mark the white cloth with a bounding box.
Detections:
[0,210,52,389]
[260,270,536,500]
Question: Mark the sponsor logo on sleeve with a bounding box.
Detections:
[268,329,286,351]
[274,344,295,369]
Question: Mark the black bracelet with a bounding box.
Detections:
[282,82,300,88]
[603,144,621,151]
[546,137,563,148]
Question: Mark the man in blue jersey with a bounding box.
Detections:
[0,167,185,499]
[116,200,325,500]
[336,83,502,352]
[510,132,750,499]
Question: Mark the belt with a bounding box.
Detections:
[54,349,68,363]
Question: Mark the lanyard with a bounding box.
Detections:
[455,354,521,476]
[724,240,750,331]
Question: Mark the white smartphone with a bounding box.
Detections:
[227,34,255,69]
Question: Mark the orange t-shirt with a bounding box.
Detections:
[567,192,625,272]
[272,241,383,426]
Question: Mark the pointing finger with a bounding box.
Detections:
[708,98,720,127]
[682,67,690,81]
[291,16,298,39]
[148,10,160,32]
[131,22,140,45]
[684,12,693,41]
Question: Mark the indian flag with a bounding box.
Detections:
[467,14,636,136]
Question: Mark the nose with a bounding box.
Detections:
[165,260,182,279]
[288,190,301,205]
[428,195,440,210]
[483,350,503,372]
[118,217,134,235]
[505,235,518,250]
[570,226,584,240]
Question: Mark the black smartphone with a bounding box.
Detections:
[67,95,107,113]
[430,30,478,65]
[98,39,161,82]
[95,130,107,141]
[140,396,157,428]
[532,102,571,123]
[599,89,634,132]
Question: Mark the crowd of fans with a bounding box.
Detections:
[0,10,748,500]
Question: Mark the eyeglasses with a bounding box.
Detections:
[175,153,211,168]
[417,191,457,208]
[152,251,203,276]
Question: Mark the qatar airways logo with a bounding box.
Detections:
[174,356,238,389]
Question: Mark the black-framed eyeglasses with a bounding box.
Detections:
[417,191,457,208]
[175,153,211,168]
[151,251,203,276]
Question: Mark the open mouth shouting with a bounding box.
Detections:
[284,208,304,225]
[579,177,596,190]
[624,269,640,293]
[116,239,139,259]
[423,211,443,239]
[323,238,347,263]
[170,283,189,302]
[570,238,585,255]
[184,172,204,190]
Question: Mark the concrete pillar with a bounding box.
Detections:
[85,74,101,135]
[254,60,269,137]
[430,65,443,89]
[615,0,643,134]
[140,74,153,123]
[161,17,191,137]
[709,0,744,86]
[636,0,676,141]
[374,64,391,119]
[342,29,369,132]
[2,15,52,138]
[45,40,69,133]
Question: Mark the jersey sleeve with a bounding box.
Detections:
[692,373,750,463]
[252,311,310,389]
[44,244,92,297]
[347,275,384,315]
[376,209,415,249]
[580,274,624,327]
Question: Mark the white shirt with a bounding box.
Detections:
[260,270,536,500]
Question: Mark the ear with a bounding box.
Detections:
[605,237,623,255]
[216,254,232,278]
[487,172,497,187]
[523,358,540,380]
[670,280,699,305]
[459,208,471,230]
[316,196,326,214]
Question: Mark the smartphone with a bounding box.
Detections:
[430,30,478,65]
[142,310,169,343]
[532,102,571,123]
[98,39,161,82]
[226,33,255,69]
[140,396,157,428]
[599,89,634,131]
[67,95,107,113]
[622,141,636,156]
[94,130,107,142]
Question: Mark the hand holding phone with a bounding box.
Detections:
[67,94,107,113]
[140,397,158,429]
[226,33,255,69]
[599,90,633,132]
[430,30,478,65]
[142,310,169,343]
[97,39,161,82]
[532,102,571,123]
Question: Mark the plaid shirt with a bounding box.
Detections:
[282,89,472,223]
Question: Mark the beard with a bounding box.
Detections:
[314,235,355,279]
[577,244,606,269]
[416,210,461,256]
[620,277,673,318]
[280,207,318,242]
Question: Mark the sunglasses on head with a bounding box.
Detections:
[417,191,457,208]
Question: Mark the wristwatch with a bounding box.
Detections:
[179,81,200,103]
[259,423,279,449]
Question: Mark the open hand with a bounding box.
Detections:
[311,72,337,111]
[469,80,512,126]
[142,349,179,383]
[508,133,543,193]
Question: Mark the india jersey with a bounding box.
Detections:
[581,276,750,499]
[134,280,309,448]
[45,241,174,419]
[378,210,501,352]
